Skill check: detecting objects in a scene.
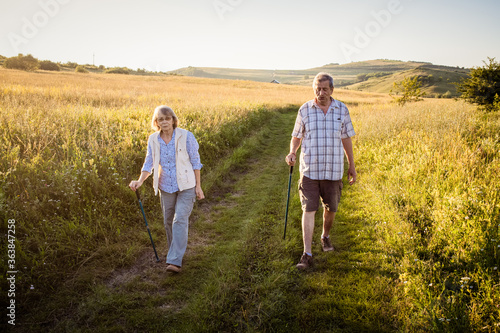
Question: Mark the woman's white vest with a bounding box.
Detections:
[149,128,196,195]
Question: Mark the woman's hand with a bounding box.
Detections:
[196,185,205,200]
[129,171,150,191]
[129,180,143,191]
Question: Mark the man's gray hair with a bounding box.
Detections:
[312,72,334,89]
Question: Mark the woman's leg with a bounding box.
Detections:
[160,190,176,261]
[166,187,196,267]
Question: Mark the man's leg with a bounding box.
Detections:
[319,179,342,252]
[297,210,316,270]
[322,209,336,239]
[297,175,319,270]
[321,209,335,252]
[302,210,316,255]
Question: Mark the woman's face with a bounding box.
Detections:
[157,112,174,132]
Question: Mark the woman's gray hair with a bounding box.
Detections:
[151,105,178,131]
[312,72,334,89]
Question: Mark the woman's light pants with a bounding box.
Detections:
[159,187,196,267]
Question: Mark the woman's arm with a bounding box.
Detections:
[130,136,153,191]
[194,169,204,200]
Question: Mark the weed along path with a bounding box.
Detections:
[53,108,399,332]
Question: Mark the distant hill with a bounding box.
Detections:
[170,60,470,97]
[346,63,470,97]
[0,54,470,97]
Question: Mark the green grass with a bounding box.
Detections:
[12,109,402,332]
[353,100,500,332]
[2,69,499,332]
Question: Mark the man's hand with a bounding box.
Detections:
[285,153,296,166]
[347,165,357,185]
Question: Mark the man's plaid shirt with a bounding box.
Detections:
[292,98,355,181]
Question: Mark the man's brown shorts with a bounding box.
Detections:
[298,175,343,212]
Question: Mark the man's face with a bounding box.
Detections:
[314,80,333,105]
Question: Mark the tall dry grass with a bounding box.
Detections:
[352,98,500,331]
[3,67,497,331]
[0,68,318,301]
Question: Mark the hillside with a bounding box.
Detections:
[170,60,470,97]
[169,59,425,85]
[348,63,470,97]
[0,54,470,97]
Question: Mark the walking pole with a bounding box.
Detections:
[283,165,293,240]
[135,190,160,262]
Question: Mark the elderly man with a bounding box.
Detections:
[285,72,356,270]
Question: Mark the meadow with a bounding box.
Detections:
[0,68,498,332]
[353,99,500,331]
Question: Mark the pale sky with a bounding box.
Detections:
[1,0,499,72]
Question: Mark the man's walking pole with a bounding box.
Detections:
[283,165,293,240]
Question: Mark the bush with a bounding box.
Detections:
[457,57,500,112]
[75,65,88,73]
[39,60,60,71]
[390,76,426,106]
[105,67,130,74]
[357,72,392,82]
[3,54,39,71]
[357,73,367,82]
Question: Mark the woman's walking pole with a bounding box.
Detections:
[136,190,160,262]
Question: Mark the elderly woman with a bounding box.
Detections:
[129,105,204,273]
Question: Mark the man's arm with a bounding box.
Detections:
[286,137,302,166]
[341,137,356,185]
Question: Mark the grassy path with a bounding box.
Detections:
[48,109,400,332]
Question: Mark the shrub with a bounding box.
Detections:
[390,76,426,106]
[457,58,500,111]
[357,73,367,82]
[105,67,130,74]
[3,54,39,71]
[442,90,452,99]
[65,61,78,68]
[75,65,88,73]
[39,60,60,71]
[457,57,500,112]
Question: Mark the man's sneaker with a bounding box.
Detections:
[296,253,313,270]
[321,236,334,252]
